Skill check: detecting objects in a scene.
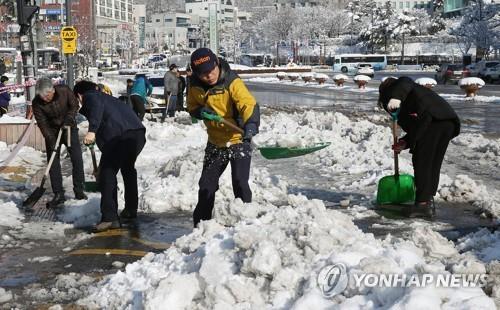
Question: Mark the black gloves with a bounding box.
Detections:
[243,123,258,143]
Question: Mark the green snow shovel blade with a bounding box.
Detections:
[376,173,415,205]
[376,112,415,205]
[84,144,99,193]
[201,111,331,160]
[258,142,331,160]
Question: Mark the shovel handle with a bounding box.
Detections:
[66,126,71,147]
[220,118,244,134]
[89,145,99,177]
[44,129,63,177]
[392,118,399,178]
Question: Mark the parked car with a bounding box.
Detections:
[465,63,480,77]
[356,63,374,78]
[435,64,470,84]
[145,74,166,107]
[481,64,500,83]
[477,61,500,79]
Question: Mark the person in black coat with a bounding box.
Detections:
[73,81,146,232]
[379,76,460,218]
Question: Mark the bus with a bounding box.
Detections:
[333,54,387,73]
[36,47,61,70]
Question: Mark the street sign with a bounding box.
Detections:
[60,26,77,54]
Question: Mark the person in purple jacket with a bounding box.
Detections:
[0,76,11,117]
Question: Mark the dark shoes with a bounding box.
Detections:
[93,220,121,232]
[120,209,137,223]
[46,192,66,209]
[74,190,88,200]
[408,200,436,219]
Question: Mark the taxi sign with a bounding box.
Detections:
[60,26,77,54]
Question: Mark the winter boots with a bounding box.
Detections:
[408,200,435,219]
[119,208,137,223]
[46,192,65,209]
[74,189,88,200]
[93,220,121,232]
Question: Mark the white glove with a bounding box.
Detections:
[387,98,401,111]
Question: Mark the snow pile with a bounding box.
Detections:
[354,75,371,81]
[0,287,13,303]
[452,133,500,167]
[415,77,437,87]
[0,114,30,124]
[24,273,96,304]
[287,72,300,80]
[301,72,314,78]
[0,201,24,227]
[276,71,286,78]
[314,73,329,80]
[459,77,485,87]
[438,174,499,217]
[79,195,495,309]
[333,74,349,81]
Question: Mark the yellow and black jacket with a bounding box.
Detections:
[187,59,260,147]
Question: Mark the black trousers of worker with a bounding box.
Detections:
[130,95,146,121]
[193,142,252,226]
[412,120,455,203]
[45,127,85,195]
[98,129,146,222]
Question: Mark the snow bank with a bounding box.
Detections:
[79,195,495,309]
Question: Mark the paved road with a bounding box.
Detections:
[246,81,500,136]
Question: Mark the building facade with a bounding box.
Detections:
[144,12,191,52]
[185,0,236,28]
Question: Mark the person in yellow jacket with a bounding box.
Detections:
[187,48,260,227]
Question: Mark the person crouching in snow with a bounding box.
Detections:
[187,48,260,227]
[73,81,146,232]
[378,77,460,218]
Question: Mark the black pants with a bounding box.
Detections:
[130,95,146,121]
[193,142,252,226]
[99,129,146,222]
[46,127,85,194]
[412,120,455,203]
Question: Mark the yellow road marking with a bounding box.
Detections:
[69,248,148,257]
[92,228,171,250]
[93,229,129,237]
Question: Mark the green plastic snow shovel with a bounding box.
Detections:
[84,144,99,193]
[201,112,331,159]
[376,113,415,205]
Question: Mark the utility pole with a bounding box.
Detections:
[16,0,39,117]
[65,0,74,88]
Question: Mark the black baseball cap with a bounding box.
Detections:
[190,48,218,74]
[169,63,178,71]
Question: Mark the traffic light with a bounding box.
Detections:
[16,0,39,28]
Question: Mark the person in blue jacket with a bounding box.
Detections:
[0,76,11,117]
[129,74,153,121]
[73,80,146,232]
